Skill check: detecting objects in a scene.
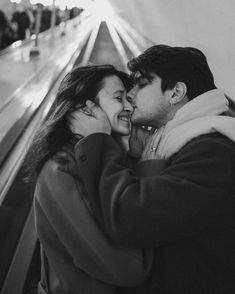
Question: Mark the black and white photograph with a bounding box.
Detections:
[0,0,234,293]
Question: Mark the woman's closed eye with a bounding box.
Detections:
[115,96,123,102]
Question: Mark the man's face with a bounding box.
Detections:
[128,72,172,128]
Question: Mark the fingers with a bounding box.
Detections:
[81,106,93,116]
[85,100,97,116]
[72,100,107,121]
[70,108,93,121]
[68,108,93,135]
[141,127,165,161]
[150,127,164,150]
[86,100,106,119]
[86,100,96,108]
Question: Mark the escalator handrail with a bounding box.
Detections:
[0,15,96,206]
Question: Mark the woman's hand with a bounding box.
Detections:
[69,100,111,137]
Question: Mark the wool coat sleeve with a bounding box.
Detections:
[75,133,235,248]
[35,159,154,286]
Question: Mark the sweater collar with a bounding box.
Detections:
[165,89,229,133]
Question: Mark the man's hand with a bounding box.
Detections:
[69,100,111,137]
[141,127,165,161]
[128,125,154,158]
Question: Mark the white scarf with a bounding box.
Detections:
[144,89,235,159]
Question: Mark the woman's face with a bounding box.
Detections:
[96,75,133,135]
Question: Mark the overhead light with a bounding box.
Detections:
[10,0,22,3]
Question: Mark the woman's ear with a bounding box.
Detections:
[170,82,187,105]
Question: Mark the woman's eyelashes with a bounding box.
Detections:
[115,96,123,102]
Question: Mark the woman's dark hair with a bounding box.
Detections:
[25,64,132,180]
[128,44,216,100]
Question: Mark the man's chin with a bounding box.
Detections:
[131,116,146,126]
[130,116,140,125]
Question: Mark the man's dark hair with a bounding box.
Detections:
[128,45,216,100]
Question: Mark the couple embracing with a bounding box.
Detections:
[27,45,235,294]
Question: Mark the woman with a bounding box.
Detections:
[27,65,153,294]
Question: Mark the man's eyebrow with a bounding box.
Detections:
[132,75,147,83]
[131,74,140,82]
[133,73,143,79]
[136,74,155,82]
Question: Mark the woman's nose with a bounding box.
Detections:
[122,93,133,112]
[123,100,133,114]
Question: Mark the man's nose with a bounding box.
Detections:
[127,87,136,100]
[127,87,137,107]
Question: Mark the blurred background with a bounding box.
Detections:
[1,0,234,96]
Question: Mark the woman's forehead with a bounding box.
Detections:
[102,75,125,91]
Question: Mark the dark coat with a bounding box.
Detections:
[76,132,235,294]
[34,147,153,294]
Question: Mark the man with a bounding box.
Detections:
[70,45,235,293]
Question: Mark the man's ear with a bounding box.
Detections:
[169,82,187,105]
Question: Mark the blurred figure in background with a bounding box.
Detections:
[11,5,31,40]
[40,7,51,32]
[25,7,35,38]
[0,9,16,50]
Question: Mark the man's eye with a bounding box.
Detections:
[138,82,147,87]
[138,78,148,88]
[115,97,122,101]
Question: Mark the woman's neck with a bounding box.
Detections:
[112,133,130,153]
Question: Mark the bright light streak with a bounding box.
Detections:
[56,0,88,10]
[91,0,115,21]
[29,0,116,21]
[11,40,22,48]
[10,0,22,3]
[30,0,52,5]
[28,0,115,18]
[29,0,96,9]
